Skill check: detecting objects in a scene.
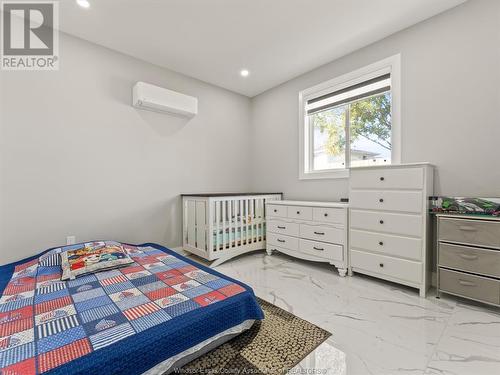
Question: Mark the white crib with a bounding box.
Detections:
[182,193,282,266]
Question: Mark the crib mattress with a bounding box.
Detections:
[0,242,263,375]
[213,227,265,243]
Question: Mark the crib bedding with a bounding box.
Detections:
[0,242,263,375]
[213,226,265,245]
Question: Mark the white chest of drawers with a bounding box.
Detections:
[266,200,349,276]
[349,163,434,296]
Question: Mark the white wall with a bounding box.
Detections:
[0,33,252,264]
[250,0,500,200]
[1,0,499,265]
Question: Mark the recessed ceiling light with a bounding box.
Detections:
[240,69,249,77]
[76,0,90,9]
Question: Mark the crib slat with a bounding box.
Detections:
[196,201,206,250]
[250,199,253,244]
[226,200,230,249]
[229,200,233,248]
[187,201,196,248]
[260,198,266,241]
[244,199,248,245]
[238,198,243,246]
[222,200,227,249]
[256,198,261,242]
[232,199,237,248]
[215,201,220,251]
[255,198,259,242]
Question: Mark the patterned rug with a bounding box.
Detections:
[175,297,331,374]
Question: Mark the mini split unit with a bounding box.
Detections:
[132,81,198,118]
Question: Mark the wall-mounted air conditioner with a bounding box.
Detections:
[132,81,198,118]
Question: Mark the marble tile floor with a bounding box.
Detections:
[187,251,500,375]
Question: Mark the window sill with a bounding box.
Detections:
[299,169,350,180]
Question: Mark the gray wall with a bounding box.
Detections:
[250,0,500,200]
[0,33,252,264]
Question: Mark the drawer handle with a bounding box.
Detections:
[459,254,478,260]
[296,211,300,215]
[324,213,328,217]
[379,198,384,203]
[379,263,384,268]
[314,231,325,235]
[458,279,476,287]
[379,241,384,246]
[380,177,385,181]
[458,226,477,232]
[277,226,286,229]
[273,209,277,213]
[277,239,285,243]
[379,220,384,224]
[313,247,324,251]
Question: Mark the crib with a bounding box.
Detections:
[182,193,282,266]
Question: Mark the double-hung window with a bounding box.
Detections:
[299,55,400,179]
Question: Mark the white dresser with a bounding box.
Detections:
[349,163,434,296]
[266,200,349,276]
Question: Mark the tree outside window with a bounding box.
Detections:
[311,91,391,170]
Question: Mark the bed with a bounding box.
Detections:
[0,242,263,375]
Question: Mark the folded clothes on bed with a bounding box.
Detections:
[0,242,263,375]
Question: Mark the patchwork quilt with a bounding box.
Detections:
[0,242,263,375]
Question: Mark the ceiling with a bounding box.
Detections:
[58,0,467,97]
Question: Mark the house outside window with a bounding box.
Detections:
[299,55,401,179]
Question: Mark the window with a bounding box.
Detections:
[299,55,400,179]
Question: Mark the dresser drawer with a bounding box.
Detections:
[350,190,423,213]
[267,204,287,218]
[299,224,344,245]
[299,239,343,262]
[439,243,500,278]
[312,207,346,224]
[267,233,298,251]
[350,209,422,237]
[267,219,299,237]
[439,268,500,305]
[351,249,422,284]
[350,229,422,260]
[350,167,423,190]
[438,217,500,249]
[287,206,313,220]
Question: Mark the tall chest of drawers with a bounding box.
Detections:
[349,163,434,297]
[437,214,500,306]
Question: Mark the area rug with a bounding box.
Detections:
[175,297,332,374]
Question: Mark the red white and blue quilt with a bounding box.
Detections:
[0,242,263,375]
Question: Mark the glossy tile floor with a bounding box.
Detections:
[194,251,500,375]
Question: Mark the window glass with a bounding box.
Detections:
[311,105,347,171]
[349,92,392,167]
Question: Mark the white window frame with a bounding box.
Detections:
[298,54,401,180]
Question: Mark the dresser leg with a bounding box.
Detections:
[338,268,347,277]
[266,248,274,256]
[348,268,353,277]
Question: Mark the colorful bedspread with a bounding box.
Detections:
[0,242,263,375]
